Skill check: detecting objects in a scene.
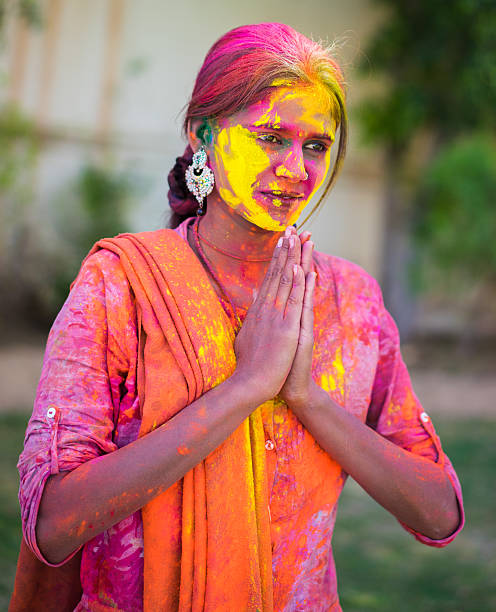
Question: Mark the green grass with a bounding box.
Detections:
[333,419,496,612]
[0,413,29,610]
[0,414,494,611]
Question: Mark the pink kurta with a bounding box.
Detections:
[18,220,464,611]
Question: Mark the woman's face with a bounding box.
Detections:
[208,84,336,231]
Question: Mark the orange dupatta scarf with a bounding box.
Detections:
[88,229,273,611]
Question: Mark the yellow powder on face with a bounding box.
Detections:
[213,84,336,231]
[277,85,335,141]
[215,124,285,231]
[252,98,282,129]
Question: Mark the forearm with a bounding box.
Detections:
[37,372,263,564]
[290,384,460,540]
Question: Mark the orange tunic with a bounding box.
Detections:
[18,220,464,611]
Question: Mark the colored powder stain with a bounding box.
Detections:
[270,77,294,88]
[387,403,401,416]
[252,99,282,128]
[320,348,345,396]
[320,372,336,392]
[332,350,345,379]
[281,86,334,138]
[177,444,190,455]
[215,124,284,231]
[191,422,208,435]
[200,323,236,384]
[77,520,87,536]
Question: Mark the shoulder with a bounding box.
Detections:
[72,249,128,297]
[49,245,138,355]
[313,250,383,306]
[74,227,179,287]
[69,242,140,318]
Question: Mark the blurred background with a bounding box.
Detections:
[0,0,495,610]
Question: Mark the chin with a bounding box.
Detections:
[241,211,285,232]
[242,209,299,232]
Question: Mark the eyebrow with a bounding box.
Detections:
[249,122,335,142]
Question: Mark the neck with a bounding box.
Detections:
[197,195,283,264]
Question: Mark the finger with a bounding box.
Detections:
[265,233,295,303]
[299,230,312,245]
[301,240,314,277]
[300,271,316,335]
[275,233,301,310]
[284,264,305,325]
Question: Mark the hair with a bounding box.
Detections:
[167,22,348,229]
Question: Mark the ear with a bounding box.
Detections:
[187,118,214,152]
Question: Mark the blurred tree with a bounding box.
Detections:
[0,1,43,339]
[45,163,135,318]
[0,3,139,334]
[0,0,42,36]
[358,0,496,337]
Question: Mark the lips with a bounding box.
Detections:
[260,190,304,200]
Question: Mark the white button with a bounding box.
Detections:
[420,412,430,423]
[265,439,275,451]
[46,407,56,418]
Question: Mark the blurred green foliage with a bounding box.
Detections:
[359,0,496,146]
[0,103,41,331]
[0,102,37,194]
[48,163,135,315]
[0,0,42,35]
[359,0,496,293]
[0,98,136,329]
[0,2,141,331]
[415,134,496,287]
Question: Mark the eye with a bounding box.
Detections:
[257,133,283,145]
[304,141,329,153]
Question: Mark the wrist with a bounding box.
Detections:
[227,369,271,408]
[283,379,324,413]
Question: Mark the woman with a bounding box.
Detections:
[14,23,463,612]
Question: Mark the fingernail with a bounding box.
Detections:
[277,237,283,247]
[289,236,294,247]
[285,226,292,237]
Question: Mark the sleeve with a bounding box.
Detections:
[366,297,465,547]
[17,251,135,566]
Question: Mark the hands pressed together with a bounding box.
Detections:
[233,225,319,408]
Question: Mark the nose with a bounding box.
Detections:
[275,147,308,181]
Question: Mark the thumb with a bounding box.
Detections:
[301,271,316,335]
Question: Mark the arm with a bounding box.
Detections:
[35,230,306,564]
[288,383,460,540]
[280,229,461,541]
[37,371,263,564]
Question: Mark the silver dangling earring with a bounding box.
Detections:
[185,146,215,216]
